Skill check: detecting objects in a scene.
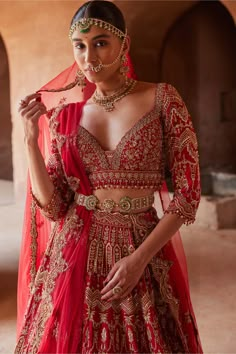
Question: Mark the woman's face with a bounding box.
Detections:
[71,25,127,83]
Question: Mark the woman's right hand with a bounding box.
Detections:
[18,93,47,144]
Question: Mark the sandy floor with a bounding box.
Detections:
[0,180,235,353]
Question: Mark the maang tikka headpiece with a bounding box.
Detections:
[69,18,127,41]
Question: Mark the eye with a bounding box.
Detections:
[74,42,85,50]
[95,40,108,47]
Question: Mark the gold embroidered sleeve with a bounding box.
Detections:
[162,84,201,225]
[33,138,74,221]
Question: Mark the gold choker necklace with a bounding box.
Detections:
[92,78,137,112]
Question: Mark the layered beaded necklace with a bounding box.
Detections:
[92,77,137,112]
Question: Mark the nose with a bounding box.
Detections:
[85,45,97,65]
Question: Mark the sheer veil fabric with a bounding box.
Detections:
[16,56,202,352]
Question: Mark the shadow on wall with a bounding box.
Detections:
[0,34,13,181]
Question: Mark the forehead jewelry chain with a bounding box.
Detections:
[69,18,126,40]
[92,77,137,112]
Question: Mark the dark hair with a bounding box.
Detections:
[70,0,126,33]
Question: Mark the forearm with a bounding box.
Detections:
[19,92,54,206]
[25,140,54,207]
[134,212,185,268]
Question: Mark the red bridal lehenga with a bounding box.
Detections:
[15,61,203,353]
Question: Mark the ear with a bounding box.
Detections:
[123,35,131,54]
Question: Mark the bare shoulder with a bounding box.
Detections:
[129,81,161,112]
[134,81,157,95]
[131,81,156,104]
[138,82,186,105]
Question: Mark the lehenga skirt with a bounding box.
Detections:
[78,207,200,353]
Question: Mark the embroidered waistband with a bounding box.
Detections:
[74,193,154,213]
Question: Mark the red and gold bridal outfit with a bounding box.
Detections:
[15,83,202,353]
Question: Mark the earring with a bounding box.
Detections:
[120,54,129,75]
[76,69,86,91]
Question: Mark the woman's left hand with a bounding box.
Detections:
[100,253,147,301]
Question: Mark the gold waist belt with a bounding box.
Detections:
[74,193,154,213]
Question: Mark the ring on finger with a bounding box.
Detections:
[112,286,122,296]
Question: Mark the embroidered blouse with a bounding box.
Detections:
[37,83,201,224]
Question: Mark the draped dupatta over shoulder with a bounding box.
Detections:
[16,101,94,353]
[16,58,202,353]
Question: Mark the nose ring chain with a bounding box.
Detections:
[87,59,103,73]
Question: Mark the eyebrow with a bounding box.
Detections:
[72,34,111,42]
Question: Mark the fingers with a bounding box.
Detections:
[22,102,45,116]
[101,265,129,301]
[101,281,127,302]
[20,101,38,114]
[19,94,46,119]
[21,93,41,106]
[100,256,143,302]
[101,270,120,298]
[103,264,119,287]
[21,105,45,122]
[35,96,42,103]
[28,105,46,120]
[101,280,132,302]
[18,93,42,112]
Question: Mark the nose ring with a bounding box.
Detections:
[87,58,103,73]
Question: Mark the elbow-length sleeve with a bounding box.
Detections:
[162,84,201,225]
[33,137,74,222]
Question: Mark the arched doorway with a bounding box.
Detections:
[160,1,236,181]
[0,34,12,180]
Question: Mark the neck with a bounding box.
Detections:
[95,74,127,96]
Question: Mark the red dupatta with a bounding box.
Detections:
[38,102,93,352]
[16,63,96,353]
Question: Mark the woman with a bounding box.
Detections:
[15,1,202,353]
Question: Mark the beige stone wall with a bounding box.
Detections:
[0,0,235,201]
